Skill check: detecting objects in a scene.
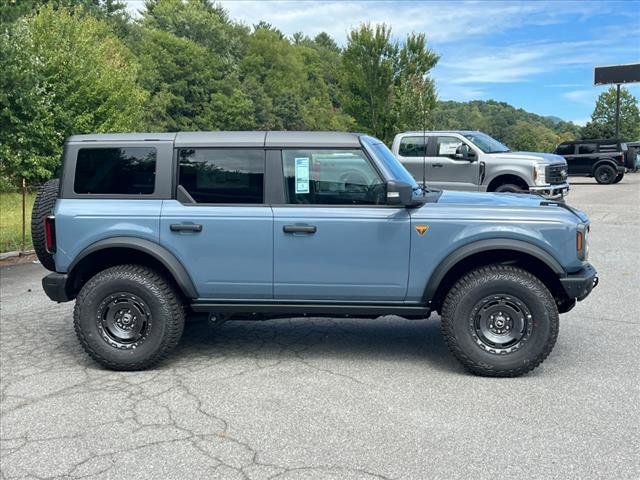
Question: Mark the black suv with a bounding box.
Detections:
[554,139,627,184]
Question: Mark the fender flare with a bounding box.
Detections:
[592,158,618,174]
[423,238,566,303]
[68,237,198,299]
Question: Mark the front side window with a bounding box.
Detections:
[463,132,510,153]
[435,136,464,158]
[398,136,427,157]
[282,149,385,205]
[178,149,264,204]
[578,144,597,154]
[74,147,156,194]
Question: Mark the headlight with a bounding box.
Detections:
[533,164,547,186]
[577,224,590,260]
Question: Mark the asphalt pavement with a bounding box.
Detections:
[1,175,639,480]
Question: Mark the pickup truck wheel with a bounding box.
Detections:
[613,173,624,184]
[441,265,559,377]
[494,184,525,193]
[74,265,185,370]
[31,178,59,271]
[594,164,616,184]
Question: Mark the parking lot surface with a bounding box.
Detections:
[1,176,639,480]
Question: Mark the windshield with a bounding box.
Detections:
[361,136,424,193]
[463,132,510,153]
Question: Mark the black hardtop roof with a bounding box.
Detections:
[66,131,365,148]
[559,138,622,145]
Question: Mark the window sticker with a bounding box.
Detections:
[439,141,462,155]
[294,157,310,193]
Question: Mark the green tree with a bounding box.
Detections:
[0,5,147,186]
[581,86,640,141]
[504,121,561,152]
[340,24,438,143]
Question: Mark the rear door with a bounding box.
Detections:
[394,135,429,185]
[160,148,273,299]
[426,136,479,190]
[271,148,411,301]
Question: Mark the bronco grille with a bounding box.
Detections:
[546,164,568,185]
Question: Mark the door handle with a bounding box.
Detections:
[170,223,202,232]
[432,163,444,167]
[283,224,317,234]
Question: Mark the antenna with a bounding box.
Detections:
[420,85,427,195]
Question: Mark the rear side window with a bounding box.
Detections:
[74,147,156,194]
[178,149,264,204]
[578,144,597,154]
[555,144,575,156]
[398,136,427,157]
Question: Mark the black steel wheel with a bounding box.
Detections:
[441,265,559,377]
[594,164,616,184]
[74,264,185,370]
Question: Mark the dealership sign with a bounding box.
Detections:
[594,63,640,86]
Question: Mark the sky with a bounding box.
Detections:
[123,0,640,125]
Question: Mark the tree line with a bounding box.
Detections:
[1,0,638,189]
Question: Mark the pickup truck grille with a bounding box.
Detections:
[546,164,568,185]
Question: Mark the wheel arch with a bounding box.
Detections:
[486,174,529,192]
[424,239,568,312]
[592,158,617,175]
[66,237,198,300]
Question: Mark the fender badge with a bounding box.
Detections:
[415,225,429,235]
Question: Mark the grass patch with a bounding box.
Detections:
[0,192,36,253]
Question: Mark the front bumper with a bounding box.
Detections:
[560,263,598,301]
[530,182,569,200]
[42,273,71,302]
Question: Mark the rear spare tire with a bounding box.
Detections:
[31,178,59,271]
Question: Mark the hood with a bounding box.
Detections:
[490,151,566,164]
[434,190,588,222]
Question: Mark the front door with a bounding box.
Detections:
[160,148,273,299]
[426,136,479,190]
[272,148,411,301]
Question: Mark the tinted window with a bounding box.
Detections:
[178,149,264,204]
[463,132,510,153]
[74,147,156,195]
[282,149,385,205]
[398,136,427,157]
[436,136,464,157]
[555,144,575,156]
[578,144,597,154]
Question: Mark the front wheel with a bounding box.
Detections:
[74,265,185,370]
[494,183,526,193]
[441,265,559,377]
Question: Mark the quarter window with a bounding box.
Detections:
[578,144,597,154]
[282,150,385,205]
[74,147,156,195]
[178,149,264,204]
[398,136,427,157]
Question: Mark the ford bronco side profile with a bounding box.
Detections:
[392,131,570,199]
[33,132,597,376]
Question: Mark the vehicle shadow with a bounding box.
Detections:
[173,315,463,375]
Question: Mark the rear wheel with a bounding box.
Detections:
[31,179,59,271]
[613,173,624,184]
[74,265,185,370]
[441,265,559,377]
[594,164,616,184]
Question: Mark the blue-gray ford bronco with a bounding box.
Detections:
[33,131,598,376]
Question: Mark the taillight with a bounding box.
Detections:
[44,216,56,253]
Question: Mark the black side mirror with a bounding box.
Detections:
[454,144,475,161]
[386,180,423,207]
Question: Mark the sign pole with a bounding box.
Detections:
[615,83,620,139]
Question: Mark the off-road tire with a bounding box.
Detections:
[613,173,624,184]
[494,183,526,193]
[594,164,616,184]
[441,265,559,377]
[74,264,185,370]
[31,178,59,271]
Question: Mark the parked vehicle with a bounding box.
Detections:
[554,139,627,184]
[391,131,569,199]
[33,131,597,376]
[625,141,640,172]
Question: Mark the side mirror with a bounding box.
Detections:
[386,180,422,207]
[455,144,476,161]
